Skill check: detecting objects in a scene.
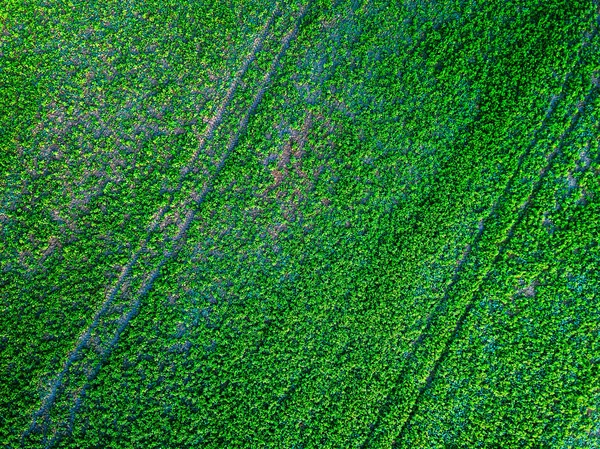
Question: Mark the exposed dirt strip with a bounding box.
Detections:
[20,5,280,445]
[22,4,312,447]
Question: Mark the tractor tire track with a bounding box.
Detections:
[392,74,600,449]
[20,5,281,445]
[360,19,599,449]
[26,5,312,447]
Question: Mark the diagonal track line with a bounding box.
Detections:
[523,121,600,447]
[31,4,313,447]
[392,77,600,448]
[9,7,277,281]
[21,4,281,444]
[360,19,599,449]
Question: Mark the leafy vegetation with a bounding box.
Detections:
[1,0,599,447]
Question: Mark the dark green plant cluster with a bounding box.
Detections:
[1,0,599,448]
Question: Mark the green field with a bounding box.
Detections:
[1,0,600,447]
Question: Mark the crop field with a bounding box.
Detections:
[1,0,600,447]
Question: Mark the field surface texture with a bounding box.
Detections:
[2,0,600,448]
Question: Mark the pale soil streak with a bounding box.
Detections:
[251,110,340,243]
[26,5,311,447]
[257,41,346,227]
[11,6,276,282]
[262,111,314,197]
[21,5,281,445]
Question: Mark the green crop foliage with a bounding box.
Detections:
[1,0,599,448]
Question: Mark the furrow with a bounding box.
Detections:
[360,17,600,449]
[392,79,600,448]
[19,5,280,445]
[31,5,312,447]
